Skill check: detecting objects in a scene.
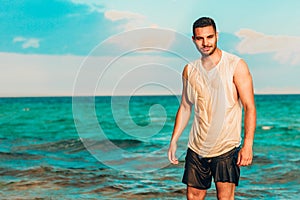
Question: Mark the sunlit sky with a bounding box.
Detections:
[1,0,300,97]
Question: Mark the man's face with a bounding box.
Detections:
[192,26,218,57]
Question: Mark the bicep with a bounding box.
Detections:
[233,59,255,108]
[181,65,193,110]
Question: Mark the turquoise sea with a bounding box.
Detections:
[0,95,299,199]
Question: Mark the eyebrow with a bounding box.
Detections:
[194,34,215,40]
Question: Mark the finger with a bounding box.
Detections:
[246,157,253,166]
[171,153,178,164]
[236,152,241,166]
[168,149,176,164]
[171,152,178,164]
[172,158,179,164]
[168,150,173,163]
[240,156,252,166]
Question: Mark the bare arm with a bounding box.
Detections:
[234,59,256,166]
[168,65,193,164]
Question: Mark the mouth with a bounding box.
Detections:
[202,47,211,52]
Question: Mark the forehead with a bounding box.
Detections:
[194,26,216,37]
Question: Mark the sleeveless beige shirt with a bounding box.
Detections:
[186,51,242,157]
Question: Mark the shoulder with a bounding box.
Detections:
[233,57,252,85]
[183,64,189,79]
[221,51,243,73]
[182,58,201,79]
[234,59,250,77]
[222,50,241,62]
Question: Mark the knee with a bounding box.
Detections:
[216,191,234,200]
[187,186,206,200]
[216,182,235,200]
[217,195,234,200]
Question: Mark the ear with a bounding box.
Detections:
[192,35,195,41]
[216,32,219,41]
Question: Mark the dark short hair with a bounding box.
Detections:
[192,17,217,36]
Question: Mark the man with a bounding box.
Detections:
[168,17,256,200]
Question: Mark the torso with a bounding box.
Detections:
[186,50,242,157]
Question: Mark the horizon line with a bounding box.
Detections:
[1,92,300,98]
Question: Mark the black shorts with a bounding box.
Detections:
[182,147,240,190]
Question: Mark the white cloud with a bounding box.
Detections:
[104,28,177,53]
[69,0,104,12]
[0,52,184,97]
[71,1,157,30]
[255,87,300,94]
[104,9,157,31]
[1,50,299,97]
[13,37,40,49]
[235,29,300,65]
[13,37,26,43]
[0,53,80,97]
[104,9,146,21]
[22,38,40,49]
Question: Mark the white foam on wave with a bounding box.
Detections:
[262,126,273,130]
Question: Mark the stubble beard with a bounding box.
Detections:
[200,44,217,57]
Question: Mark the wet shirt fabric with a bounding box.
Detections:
[186,51,242,157]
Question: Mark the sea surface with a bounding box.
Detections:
[0,95,299,199]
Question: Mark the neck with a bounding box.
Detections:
[201,48,222,71]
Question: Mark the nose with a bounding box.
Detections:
[202,38,208,46]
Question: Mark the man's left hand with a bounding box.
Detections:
[237,146,253,166]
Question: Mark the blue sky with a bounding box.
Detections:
[1,0,300,96]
